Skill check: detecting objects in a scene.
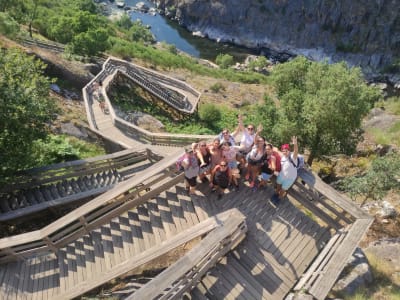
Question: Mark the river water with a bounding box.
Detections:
[110,0,257,62]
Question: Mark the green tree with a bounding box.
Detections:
[0,12,20,38]
[215,53,234,69]
[0,48,56,177]
[269,56,381,165]
[69,28,110,56]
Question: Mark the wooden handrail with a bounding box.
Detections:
[59,208,244,299]
[298,169,371,220]
[128,208,247,300]
[0,148,184,262]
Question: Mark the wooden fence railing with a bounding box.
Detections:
[292,169,373,300]
[127,208,247,300]
[0,148,184,264]
[0,148,160,222]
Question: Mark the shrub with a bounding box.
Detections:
[215,53,234,69]
[209,82,225,93]
[198,103,222,126]
[339,153,400,201]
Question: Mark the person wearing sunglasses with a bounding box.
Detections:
[209,160,231,200]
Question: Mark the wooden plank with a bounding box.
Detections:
[295,182,353,224]
[126,210,145,254]
[108,221,126,266]
[165,190,187,233]
[74,239,87,283]
[116,215,135,258]
[136,206,155,249]
[145,200,166,245]
[277,216,317,265]
[81,235,96,283]
[309,218,373,300]
[179,193,200,227]
[224,256,275,299]
[289,185,341,230]
[291,226,332,274]
[232,244,292,294]
[213,264,251,300]
[99,225,115,270]
[15,261,29,299]
[294,236,338,290]
[298,169,371,219]
[200,271,232,300]
[57,209,237,299]
[256,202,297,249]
[155,195,177,239]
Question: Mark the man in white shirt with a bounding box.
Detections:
[273,136,299,204]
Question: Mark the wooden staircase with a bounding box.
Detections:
[0,148,160,223]
[0,180,223,299]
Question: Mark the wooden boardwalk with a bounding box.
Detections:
[0,56,373,300]
[0,180,331,300]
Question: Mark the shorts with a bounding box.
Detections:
[276,174,296,190]
[185,176,197,187]
[228,160,238,169]
[261,172,273,181]
[199,164,211,174]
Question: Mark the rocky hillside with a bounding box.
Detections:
[157,0,400,78]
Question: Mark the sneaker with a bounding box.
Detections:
[211,187,217,193]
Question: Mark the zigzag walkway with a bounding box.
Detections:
[0,50,373,299]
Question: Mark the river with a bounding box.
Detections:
[108,0,258,62]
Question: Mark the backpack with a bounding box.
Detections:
[288,154,305,169]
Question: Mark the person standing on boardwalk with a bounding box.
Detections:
[273,136,299,203]
[182,143,200,195]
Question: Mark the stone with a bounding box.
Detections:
[332,248,372,296]
[60,122,89,139]
[378,200,397,218]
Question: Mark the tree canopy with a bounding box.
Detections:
[267,56,381,165]
[0,48,56,177]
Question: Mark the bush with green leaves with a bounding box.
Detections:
[339,153,400,202]
[210,82,225,93]
[248,56,269,71]
[198,103,222,127]
[0,12,19,38]
[216,53,234,69]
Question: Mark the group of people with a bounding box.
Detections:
[179,115,301,203]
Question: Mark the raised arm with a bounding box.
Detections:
[292,136,298,161]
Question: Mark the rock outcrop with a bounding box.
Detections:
[156,0,400,78]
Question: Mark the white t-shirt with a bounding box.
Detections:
[279,153,298,180]
[240,130,255,152]
[183,155,199,178]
